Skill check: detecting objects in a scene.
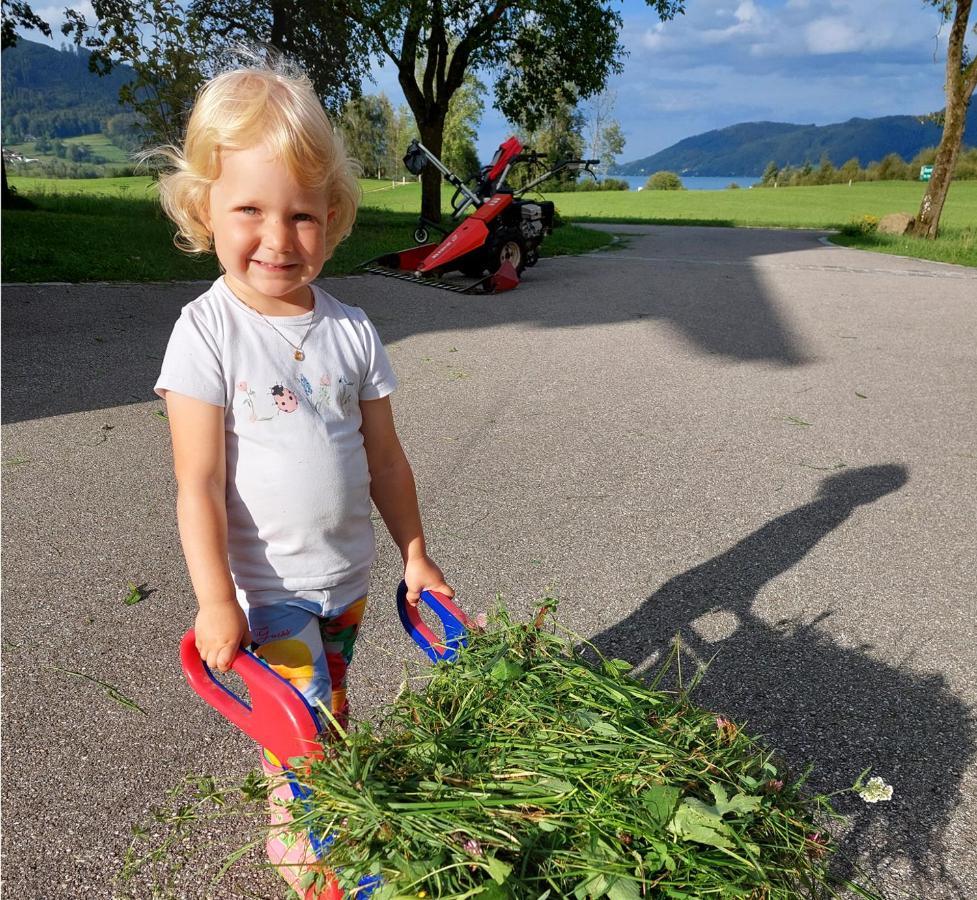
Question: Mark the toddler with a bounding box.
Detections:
[152,58,453,887]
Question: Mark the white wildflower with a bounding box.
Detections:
[856,776,893,803]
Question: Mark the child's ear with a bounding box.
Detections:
[327,209,337,224]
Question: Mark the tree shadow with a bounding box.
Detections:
[588,464,974,895]
[1,225,816,423]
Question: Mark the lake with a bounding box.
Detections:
[613,175,761,191]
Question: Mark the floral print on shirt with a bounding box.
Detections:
[235,372,353,421]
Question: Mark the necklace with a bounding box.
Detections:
[238,293,316,361]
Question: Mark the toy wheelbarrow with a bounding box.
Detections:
[180,583,469,900]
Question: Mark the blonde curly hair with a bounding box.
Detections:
[150,58,360,260]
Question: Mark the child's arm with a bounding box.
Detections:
[361,396,453,606]
[165,391,249,672]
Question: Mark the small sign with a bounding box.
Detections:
[919,165,933,182]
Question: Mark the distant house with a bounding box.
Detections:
[1,148,38,164]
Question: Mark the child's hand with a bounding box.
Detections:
[403,556,454,608]
[195,600,250,673]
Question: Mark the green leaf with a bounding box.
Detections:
[602,658,633,677]
[709,782,762,816]
[640,784,680,829]
[607,877,642,900]
[124,581,145,606]
[477,884,510,900]
[667,798,734,849]
[590,720,619,737]
[484,855,512,885]
[489,657,524,683]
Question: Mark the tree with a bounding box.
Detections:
[2,0,52,206]
[187,0,371,113]
[914,0,976,238]
[761,161,779,186]
[584,90,625,179]
[63,0,212,147]
[442,73,485,182]
[336,0,685,222]
[2,1,50,50]
[510,100,586,192]
[386,104,418,179]
[645,170,683,190]
[340,94,396,178]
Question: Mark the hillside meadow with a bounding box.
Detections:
[3,176,975,281]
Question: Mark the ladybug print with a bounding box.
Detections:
[270,384,299,413]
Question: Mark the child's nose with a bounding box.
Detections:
[262,217,292,251]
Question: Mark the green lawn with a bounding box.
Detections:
[548,180,977,229]
[4,176,975,281]
[1,178,611,283]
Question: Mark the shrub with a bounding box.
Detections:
[645,170,684,190]
[574,177,629,191]
[840,214,880,236]
[727,182,741,190]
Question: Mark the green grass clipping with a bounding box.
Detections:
[282,606,877,899]
[127,604,881,898]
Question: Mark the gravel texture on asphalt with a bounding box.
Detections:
[2,225,975,899]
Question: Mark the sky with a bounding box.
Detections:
[25,0,955,165]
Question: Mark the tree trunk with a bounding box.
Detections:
[913,109,965,238]
[2,157,11,208]
[913,0,976,239]
[418,117,446,225]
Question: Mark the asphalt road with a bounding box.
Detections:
[2,225,976,899]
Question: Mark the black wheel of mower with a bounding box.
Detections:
[413,227,429,244]
[492,235,527,275]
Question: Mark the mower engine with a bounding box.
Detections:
[519,202,552,244]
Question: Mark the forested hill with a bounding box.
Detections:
[1,38,135,141]
[614,116,977,177]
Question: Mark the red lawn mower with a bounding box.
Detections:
[361,137,599,294]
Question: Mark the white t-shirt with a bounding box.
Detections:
[155,277,397,605]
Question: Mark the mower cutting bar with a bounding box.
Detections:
[360,263,490,294]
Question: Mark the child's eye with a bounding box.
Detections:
[293,213,317,223]
[239,206,258,216]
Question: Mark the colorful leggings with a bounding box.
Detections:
[248,597,367,888]
[246,595,367,732]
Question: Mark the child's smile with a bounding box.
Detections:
[207,145,332,315]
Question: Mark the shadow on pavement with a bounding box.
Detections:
[588,464,975,894]
[1,226,813,423]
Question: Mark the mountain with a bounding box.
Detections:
[1,38,135,141]
[614,116,977,177]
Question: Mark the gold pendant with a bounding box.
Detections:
[294,349,305,361]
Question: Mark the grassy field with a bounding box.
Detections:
[4,176,976,281]
[6,133,133,172]
[1,178,611,283]
[552,180,977,267]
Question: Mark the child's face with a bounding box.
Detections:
[206,144,331,311]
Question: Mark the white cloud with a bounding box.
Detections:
[804,17,861,54]
[611,0,952,159]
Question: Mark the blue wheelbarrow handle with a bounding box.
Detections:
[397,581,470,663]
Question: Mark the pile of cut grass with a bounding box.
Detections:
[283,608,876,900]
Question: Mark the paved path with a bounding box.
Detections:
[3,225,976,898]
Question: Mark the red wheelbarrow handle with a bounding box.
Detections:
[180,630,324,766]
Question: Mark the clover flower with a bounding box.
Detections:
[805,831,829,858]
[856,776,893,803]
